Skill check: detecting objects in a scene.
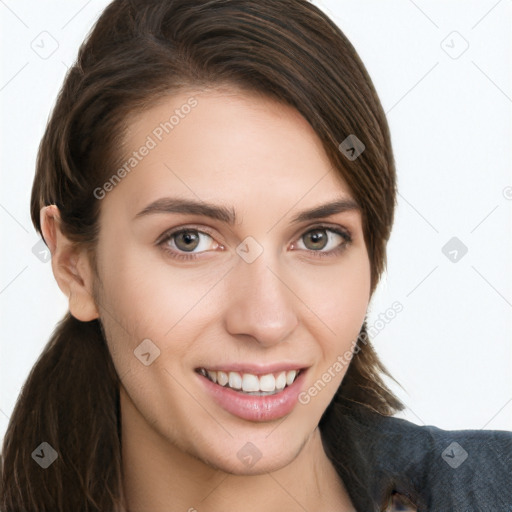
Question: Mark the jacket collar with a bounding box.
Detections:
[322,402,512,510]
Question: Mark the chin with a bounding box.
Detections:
[192,428,310,476]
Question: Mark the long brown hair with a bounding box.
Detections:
[1,1,403,509]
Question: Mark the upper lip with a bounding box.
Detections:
[195,362,309,375]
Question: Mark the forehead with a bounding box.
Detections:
[104,88,355,218]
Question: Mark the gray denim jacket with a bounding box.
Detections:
[326,405,512,511]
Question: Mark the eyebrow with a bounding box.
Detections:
[134,197,360,224]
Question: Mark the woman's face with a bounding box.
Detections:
[92,88,371,474]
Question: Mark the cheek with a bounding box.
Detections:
[294,256,370,410]
[93,237,225,366]
[294,251,371,341]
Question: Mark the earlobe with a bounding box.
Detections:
[68,285,100,322]
[40,205,100,322]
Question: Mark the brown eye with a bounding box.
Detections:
[158,227,223,261]
[174,230,201,252]
[303,229,329,250]
[294,226,352,255]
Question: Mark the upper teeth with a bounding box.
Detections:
[198,369,299,393]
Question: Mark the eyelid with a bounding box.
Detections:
[155,224,219,246]
[291,222,353,243]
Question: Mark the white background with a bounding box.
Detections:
[1,0,511,447]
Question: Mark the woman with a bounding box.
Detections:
[1,1,510,510]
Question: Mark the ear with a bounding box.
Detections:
[40,205,100,322]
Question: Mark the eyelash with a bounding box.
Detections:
[156,224,353,262]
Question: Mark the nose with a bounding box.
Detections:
[223,255,299,347]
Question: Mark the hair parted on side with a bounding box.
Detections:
[1,1,403,510]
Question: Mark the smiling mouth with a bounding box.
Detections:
[196,368,302,396]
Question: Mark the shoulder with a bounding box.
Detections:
[376,414,512,508]
[373,412,512,468]
[332,405,512,510]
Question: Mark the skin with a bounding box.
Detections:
[41,88,371,511]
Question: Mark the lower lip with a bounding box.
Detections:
[197,370,307,422]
